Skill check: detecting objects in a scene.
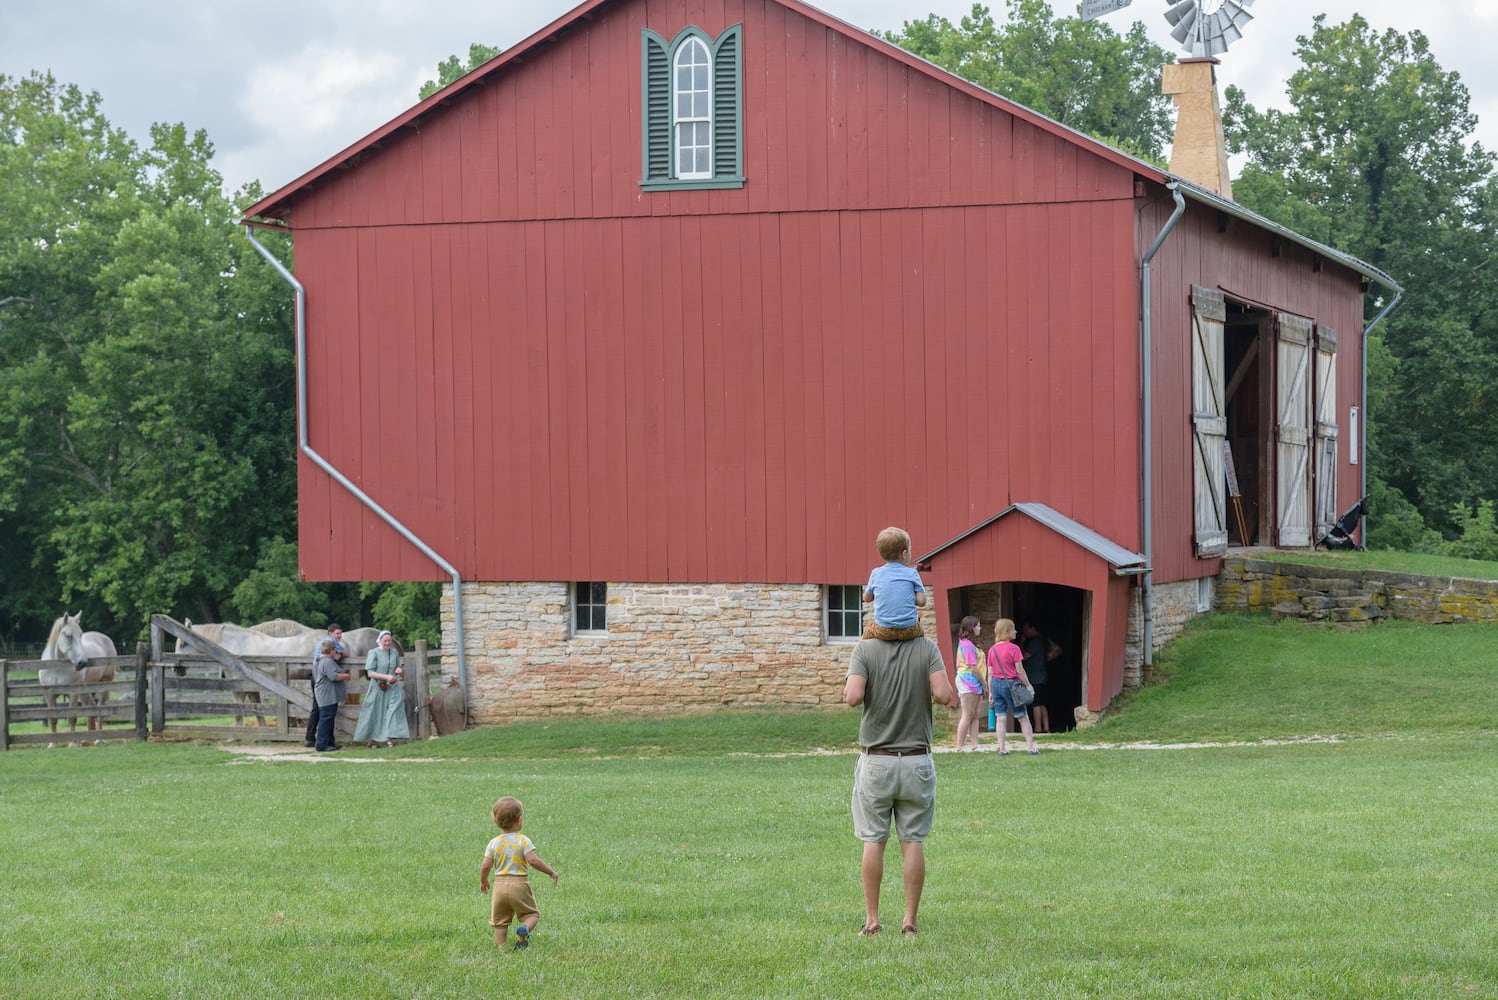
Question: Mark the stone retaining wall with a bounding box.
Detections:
[441,581,939,724]
[1216,556,1498,626]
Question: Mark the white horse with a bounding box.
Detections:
[174,621,381,726]
[39,613,116,740]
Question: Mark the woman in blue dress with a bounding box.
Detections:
[354,630,411,748]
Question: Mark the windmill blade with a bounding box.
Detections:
[1169,3,1200,49]
[1164,0,1197,29]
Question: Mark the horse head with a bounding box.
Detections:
[55,612,91,668]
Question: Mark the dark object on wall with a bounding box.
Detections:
[1317,496,1369,550]
[430,676,467,735]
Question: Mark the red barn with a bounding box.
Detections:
[242,0,1396,727]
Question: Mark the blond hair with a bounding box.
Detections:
[993,618,1017,641]
[876,526,911,561]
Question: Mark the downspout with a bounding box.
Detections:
[243,226,469,701]
[1140,182,1187,672]
[1357,288,1405,544]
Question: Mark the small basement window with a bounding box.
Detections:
[825,584,863,643]
[574,582,608,636]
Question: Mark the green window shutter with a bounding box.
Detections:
[711,25,743,179]
[642,31,670,182]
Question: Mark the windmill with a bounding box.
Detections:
[1163,0,1256,58]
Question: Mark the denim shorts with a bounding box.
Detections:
[991,678,1030,719]
[852,752,936,843]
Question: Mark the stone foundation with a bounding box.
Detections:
[1216,556,1498,627]
[440,581,938,724]
[1123,578,1204,688]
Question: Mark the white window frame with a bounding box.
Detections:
[573,582,608,637]
[673,37,712,180]
[824,584,863,644]
[1197,577,1214,613]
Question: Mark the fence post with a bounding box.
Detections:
[1,660,9,751]
[413,640,431,742]
[276,661,290,736]
[135,643,149,741]
[151,661,166,734]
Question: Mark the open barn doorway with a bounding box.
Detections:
[1224,300,1272,545]
[1010,582,1087,732]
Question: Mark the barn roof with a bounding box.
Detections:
[237,0,1398,294]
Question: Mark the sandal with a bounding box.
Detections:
[384,740,396,748]
[366,741,378,749]
[901,924,918,936]
[858,923,882,936]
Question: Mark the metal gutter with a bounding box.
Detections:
[1140,182,1188,670]
[243,226,469,701]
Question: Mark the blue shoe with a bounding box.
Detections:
[513,925,530,951]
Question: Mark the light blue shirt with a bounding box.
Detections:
[865,561,925,628]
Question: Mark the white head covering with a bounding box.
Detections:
[377,630,392,641]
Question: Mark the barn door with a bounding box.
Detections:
[1275,313,1314,547]
[1191,285,1228,557]
[1312,326,1339,541]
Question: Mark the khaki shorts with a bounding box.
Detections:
[851,752,936,843]
[488,875,539,930]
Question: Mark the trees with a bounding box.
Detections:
[419,43,502,100]
[0,73,296,642]
[1224,16,1498,541]
[885,0,1176,161]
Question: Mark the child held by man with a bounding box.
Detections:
[480,796,559,951]
[862,526,927,640]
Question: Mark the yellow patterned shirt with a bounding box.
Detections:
[483,832,535,876]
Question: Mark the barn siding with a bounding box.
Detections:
[1138,190,1368,586]
[292,0,1134,232]
[298,197,1141,585]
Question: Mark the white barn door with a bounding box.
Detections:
[1191,285,1228,557]
[1275,313,1314,547]
[1313,326,1339,542]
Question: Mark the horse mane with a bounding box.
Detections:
[41,616,67,662]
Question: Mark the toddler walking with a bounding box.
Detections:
[862,526,927,640]
[480,796,560,951]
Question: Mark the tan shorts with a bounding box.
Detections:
[862,622,922,641]
[488,875,539,929]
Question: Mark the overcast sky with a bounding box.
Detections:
[4,1,1495,202]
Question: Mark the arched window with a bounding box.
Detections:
[642,25,744,190]
[673,37,712,179]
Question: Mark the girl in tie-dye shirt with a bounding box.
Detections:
[953,615,986,751]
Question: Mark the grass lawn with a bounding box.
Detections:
[3,613,1496,999]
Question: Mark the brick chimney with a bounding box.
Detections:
[1161,57,1232,198]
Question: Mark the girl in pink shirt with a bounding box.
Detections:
[984,618,1037,756]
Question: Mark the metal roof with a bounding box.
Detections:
[917,502,1146,571]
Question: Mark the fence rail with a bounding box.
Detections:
[1,634,447,749]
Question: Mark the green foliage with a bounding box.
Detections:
[230,537,330,626]
[885,0,1176,160]
[0,73,297,642]
[360,580,443,646]
[1364,474,1441,553]
[1444,499,1498,562]
[418,43,502,100]
[1223,16,1498,540]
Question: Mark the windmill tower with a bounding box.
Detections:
[1159,0,1255,198]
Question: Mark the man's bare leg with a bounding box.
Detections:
[900,840,926,932]
[861,840,885,929]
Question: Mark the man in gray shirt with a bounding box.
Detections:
[845,635,954,936]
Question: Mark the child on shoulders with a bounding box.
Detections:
[862,526,927,641]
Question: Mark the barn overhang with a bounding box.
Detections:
[917,503,1142,713]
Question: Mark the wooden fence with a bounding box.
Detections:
[1,617,447,749]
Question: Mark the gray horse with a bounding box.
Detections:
[39,612,116,740]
